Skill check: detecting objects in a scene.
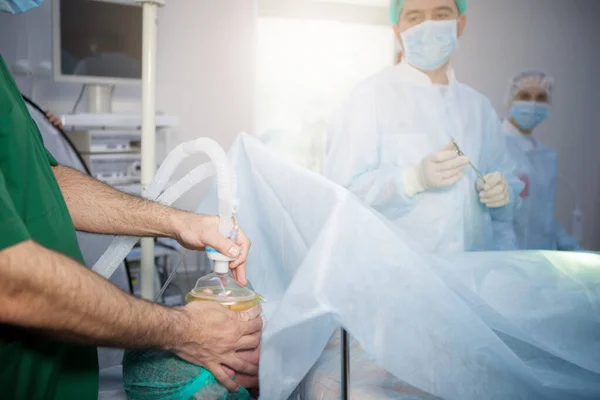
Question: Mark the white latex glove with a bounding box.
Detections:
[477,172,510,208]
[402,142,470,197]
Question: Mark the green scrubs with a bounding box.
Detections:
[0,56,98,399]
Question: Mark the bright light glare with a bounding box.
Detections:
[544,251,600,278]
[256,17,394,172]
[541,252,600,303]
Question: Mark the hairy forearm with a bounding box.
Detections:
[0,240,187,349]
[53,165,184,237]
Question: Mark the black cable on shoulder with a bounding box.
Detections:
[22,95,92,176]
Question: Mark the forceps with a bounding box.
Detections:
[450,137,486,184]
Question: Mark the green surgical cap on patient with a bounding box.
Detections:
[389,0,468,24]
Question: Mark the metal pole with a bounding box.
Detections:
[341,328,350,400]
[137,0,164,300]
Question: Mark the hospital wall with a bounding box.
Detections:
[0,0,598,249]
[154,0,256,210]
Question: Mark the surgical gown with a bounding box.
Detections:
[325,62,523,252]
[497,120,579,251]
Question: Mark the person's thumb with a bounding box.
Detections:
[476,178,486,192]
[207,234,241,258]
[236,305,262,321]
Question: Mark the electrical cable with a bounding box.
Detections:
[123,259,135,295]
[71,84,86,114]
[22,94,92,175]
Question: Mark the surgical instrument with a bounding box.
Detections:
[451,137,486,184]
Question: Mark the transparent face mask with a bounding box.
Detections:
[185,270,263,312]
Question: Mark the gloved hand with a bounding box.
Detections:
[402,142,469,197]
[477,172,510,208]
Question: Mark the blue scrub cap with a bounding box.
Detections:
[0,0,43,14]
[389,0,468,24]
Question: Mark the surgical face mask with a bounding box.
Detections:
[400,20,459,71]
[0,0,43,14]
[510,101,549,132]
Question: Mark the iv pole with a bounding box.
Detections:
[136,0,165,300]
[341,328,350,400]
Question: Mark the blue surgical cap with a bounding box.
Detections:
[389,0,468,24]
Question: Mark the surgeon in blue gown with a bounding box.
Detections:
[497,70,580,251]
